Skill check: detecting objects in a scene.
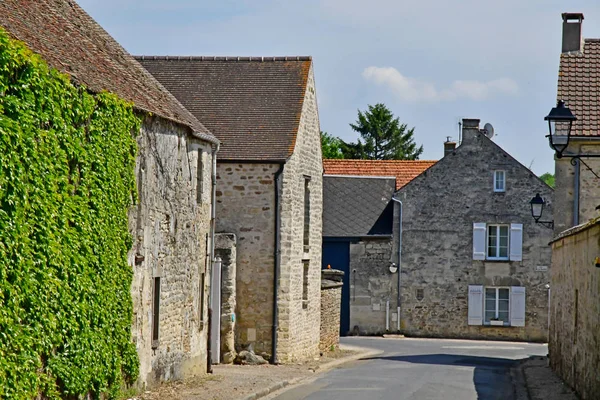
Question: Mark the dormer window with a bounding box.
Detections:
[494,170,505,192]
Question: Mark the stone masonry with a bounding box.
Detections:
[394,119,554,341]
[215,64,322,363]
[320,269,344,352]
[215,233,237,364]
[349,238,394,335]
[128,116,214,387]
[549,221,600,399]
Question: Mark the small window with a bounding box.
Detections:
[484,287,510,324]
[493,170,505,192]
[487,224,509,260]
[199,273,205,324]
[302,260,309,309]
[152,277,161,348]
[196,151,204,204]
[303,177,311,252]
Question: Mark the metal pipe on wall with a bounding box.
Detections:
[391,197,403,332]
[271,164,284,365]
[574,159,580,226]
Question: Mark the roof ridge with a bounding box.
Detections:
[134,55,312,62]
[584,38,600,42]
[323,159,437,162]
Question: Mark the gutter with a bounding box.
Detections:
[271,163,285,364]
[207,141,220,372]
[390,197,402,332]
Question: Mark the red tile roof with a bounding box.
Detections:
[0,0,214,139]
[137,56,312,161]
[323,159,437,190]
[557,39,600,137]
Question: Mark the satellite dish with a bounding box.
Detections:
[483,123,494,139]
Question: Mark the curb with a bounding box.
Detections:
[511,359,531,400]
[240,344,382,400]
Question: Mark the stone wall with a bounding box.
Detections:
[215,233,237,364]
[320,269,344,352]
[349,238,395,335]
[549,221,600,400]
[215,162,278,355]
[277,63,323,362]
[554,140,600,233]
[394,119,553,342]
[128,116,213,387]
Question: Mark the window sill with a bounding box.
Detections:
[483,323,511,327]
[485,259,510,262]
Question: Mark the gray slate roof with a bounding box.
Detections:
[323,176,395,238]
[136,56,312,161]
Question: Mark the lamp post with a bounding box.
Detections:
[545,100,576,158]
[530,193,554,229]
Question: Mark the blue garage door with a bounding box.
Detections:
[322,240,350,336]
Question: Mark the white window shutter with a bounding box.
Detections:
[509,223,523,261]
[468,285,484,325]
[510,286,526,327]
[473,223,486,260]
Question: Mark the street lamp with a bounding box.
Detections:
[530,193,554,229]
[545,100,576,158]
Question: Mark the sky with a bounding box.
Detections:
[77,0,600,176]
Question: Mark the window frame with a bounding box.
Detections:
[487,224,510,261]
[493,170,506,193]
[484,286,510,325]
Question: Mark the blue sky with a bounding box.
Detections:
[78,0,600,175]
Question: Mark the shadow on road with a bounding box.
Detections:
[362,353,518,400]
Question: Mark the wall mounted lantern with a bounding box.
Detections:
[545,100,576,158]
[530,193,554,229]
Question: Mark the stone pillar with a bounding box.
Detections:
[320,269,344,352]
[215,233,237,363]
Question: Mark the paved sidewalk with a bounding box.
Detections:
[514,356,579,400]
[137,344,380,400]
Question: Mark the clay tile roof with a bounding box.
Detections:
[136,56,312,161]
[322,159,437,190]
[0,0,213,138]
[557,39,600,136]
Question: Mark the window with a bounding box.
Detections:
[303,176,311,252]
[484,287,510,324]
[487,224,509,260]
[152,277,161,348]
[196,151,204,204]
[468,285,526,327]
[493,170,505,192]
[473,223,523,261]
[199,272,205,325]
[302,260,309,309]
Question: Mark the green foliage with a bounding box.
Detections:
[348,103,424,160]
[0,28,140,398]
[540,172,555,188]
[321,131,344,159]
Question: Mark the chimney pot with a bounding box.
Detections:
[444,139,456,157]
[562,13,584,53]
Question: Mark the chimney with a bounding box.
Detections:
[444,137,456,156]
[562,13,584,53]
[461,118,480,143]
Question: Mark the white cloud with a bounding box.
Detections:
[362,66,519,103]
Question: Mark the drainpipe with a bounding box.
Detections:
[573,159,580,226]
[207,142,220,372]
[391,197,402,332]
[271,163,284,365]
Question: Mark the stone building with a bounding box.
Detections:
[547,13,600,399]
[321,160,434,335]
[395,120,553,341]
[0,0,220,387]
[138,57,323,363]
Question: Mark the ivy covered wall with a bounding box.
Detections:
[0,29,140,398]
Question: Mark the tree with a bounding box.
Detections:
[347,103,423,160]
[540,172,555,188]
[320,131,345,159]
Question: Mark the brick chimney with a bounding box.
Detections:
[444,137,456,156]
[562,13,584,53]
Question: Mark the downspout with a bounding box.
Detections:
[207,142,220,373]
[271,163,284,365]
[391,197,402,332]
[573,159,580,226]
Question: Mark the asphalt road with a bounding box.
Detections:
[273,337,547,400]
